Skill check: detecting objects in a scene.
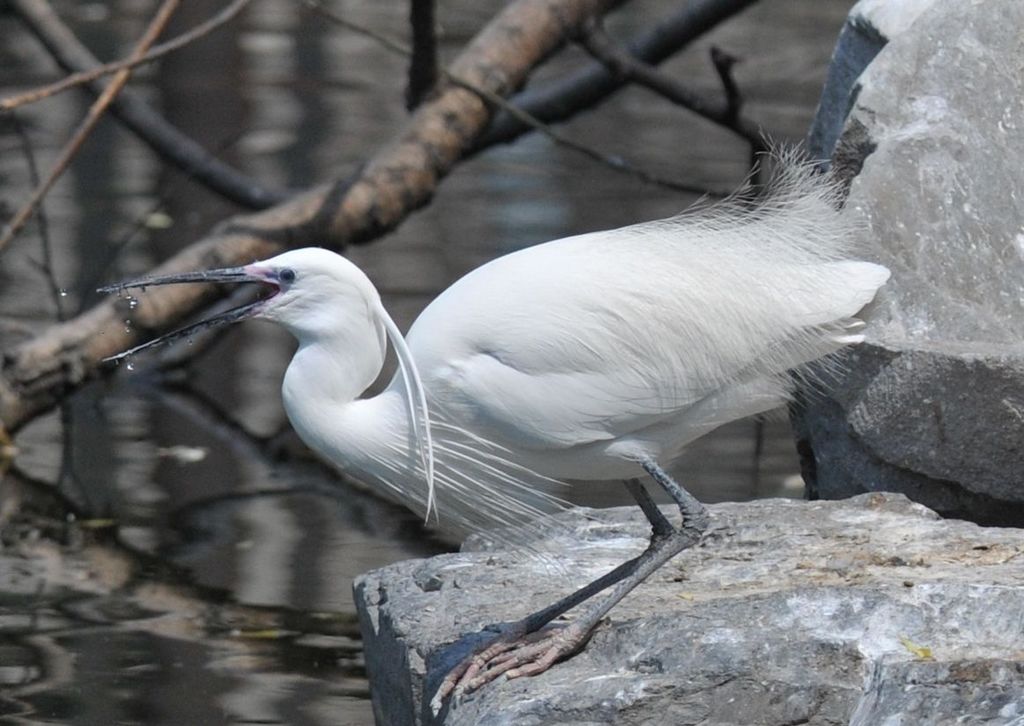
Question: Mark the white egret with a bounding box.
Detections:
[102,159,889,707]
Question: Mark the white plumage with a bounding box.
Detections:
[256,161,888,538]
[104,159,889,538]
[104,157,890,698]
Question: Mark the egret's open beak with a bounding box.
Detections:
[99,264,276,363]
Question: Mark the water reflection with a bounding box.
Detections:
[1,0,852,722]
[1,603,371,725]
[2,435,438,725]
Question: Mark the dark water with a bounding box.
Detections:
[0,1,852,723]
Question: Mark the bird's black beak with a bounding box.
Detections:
[99,264,277,364]
[98,265,265,291]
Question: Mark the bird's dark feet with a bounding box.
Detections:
[430,619,593,713]
[431,466,707,715]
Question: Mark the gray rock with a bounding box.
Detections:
[797,344,1024,525]
[354,494,1024,725]
[796,0,1024,521]
[807,0,939,165]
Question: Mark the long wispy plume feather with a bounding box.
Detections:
[357,413,572,550]
[374,299,574,542]
[378,306,437,519]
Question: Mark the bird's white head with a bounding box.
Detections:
[244,247,384,347]
[101,247,385,352]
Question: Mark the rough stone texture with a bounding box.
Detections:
[796,0,1024,522]
[355,494,1024,725]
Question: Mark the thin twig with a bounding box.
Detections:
[579,19,712,116]
[6,112,64,318]
[406,0,438,110]
[6,113,93,513]
[710,46,742,124]
[0,0,252,112]
[445,75,717,194]
[302,1,407,55]
[579,21,764,151]
[9,0,288,209]
[707,44,761,173]
[477,0,761,150]
[304,0,719,195]
[0,0,182,255]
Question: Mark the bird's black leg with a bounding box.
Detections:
[624,477,676,539]
[496,479,672,633]
[431,460,709,712]
[639,458,710,538]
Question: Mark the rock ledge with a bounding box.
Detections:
[355,493,1024,725]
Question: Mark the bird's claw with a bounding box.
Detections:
[430,621,589,714]
[430,623,533,714]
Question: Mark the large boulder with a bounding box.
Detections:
[355,494,1024,725]
[796,0,1024,523]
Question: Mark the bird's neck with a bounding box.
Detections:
[281,340,417,484]
[282,340,569,536]
[283,337,383,406]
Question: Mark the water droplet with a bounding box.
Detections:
[127,296,139,310]
[59,288,68,297]
[126,360,135,371]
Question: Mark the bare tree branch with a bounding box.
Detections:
[476,0,761,150]
[307,1,718,194]
[0,0,253,113]
[0,0,182,254]
[8,0,290,210]
[578,20,765,150]
[406,0,439,110]
[445,74,718,194]
[0,0,625,434]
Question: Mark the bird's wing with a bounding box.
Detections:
[409,240,883,452]
[405,166,889,452]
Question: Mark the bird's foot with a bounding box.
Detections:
[430,619,592,713]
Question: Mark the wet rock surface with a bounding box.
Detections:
[354,494,1024,725]
[797,0,1024,521]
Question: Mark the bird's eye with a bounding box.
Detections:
[279,268,296,284]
